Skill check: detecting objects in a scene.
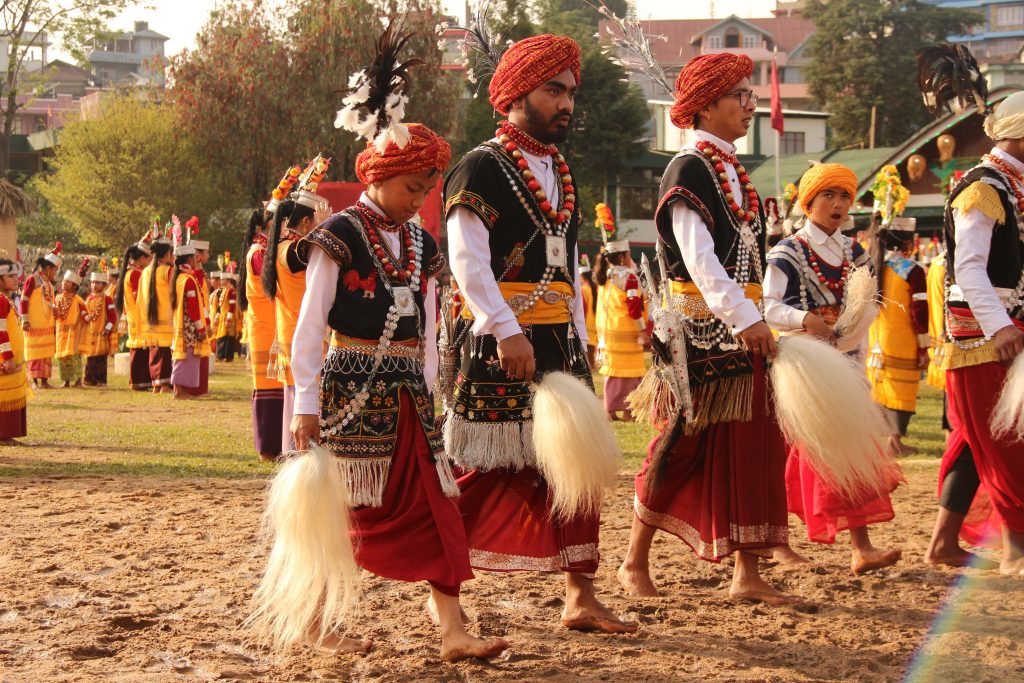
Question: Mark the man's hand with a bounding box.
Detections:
[1,360,14,375]
[291,414,320,451]
[496,333,536,382]
[802,313,835,343]
[313,200,332,227]
[993,324,1024,364]
[21,321,29,332]
[917,348,930,370]
[735,321,777,358]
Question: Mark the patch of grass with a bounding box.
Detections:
[0,361,949,479]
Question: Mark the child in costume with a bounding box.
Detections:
[215,265,239,362]
[21,242,61,389]
[54,259,92,388]
[0,257,28,442]
[82,266,117,387]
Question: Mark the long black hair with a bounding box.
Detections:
[114,245,144,314]
[261,199,314,300]
[238,209,267,313]
[870,221,916,296]
[169,253,195,310]
[593,249,629,287]
[147,242,173,325]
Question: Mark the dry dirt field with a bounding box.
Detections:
[1,459,1022,682]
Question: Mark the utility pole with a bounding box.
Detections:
[869,105,877,150]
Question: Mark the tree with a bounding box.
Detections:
[167,0,293,207]
[169,0,463,205]
[35,93,221,251]
[803,0,979,148]
[0,0,133,177]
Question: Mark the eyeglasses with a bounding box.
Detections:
[722,90,758,108]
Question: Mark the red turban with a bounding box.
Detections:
[355,123,452,185]
[488,34,581,115]
[669,53,754,130]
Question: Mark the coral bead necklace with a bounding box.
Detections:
[696,139,760,223]
[497,120,575,225]
[355,201,418,283]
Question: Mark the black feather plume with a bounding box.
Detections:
[334,17,424,150]
[435,0,507,95]
[916,43,990,117]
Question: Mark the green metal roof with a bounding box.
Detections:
[748,147,898,198]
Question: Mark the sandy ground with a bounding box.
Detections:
[1,458,1022,682]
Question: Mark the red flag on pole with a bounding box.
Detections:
[770,50,784,135]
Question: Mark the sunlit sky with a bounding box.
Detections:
[49,0,779,62]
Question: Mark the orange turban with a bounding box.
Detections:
[669,53,754,130]
[355,123,452,185]
[488,34,581,115]
[797,163,858,215]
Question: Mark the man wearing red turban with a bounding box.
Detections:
[442,35,636,634]
[619,53,800,604]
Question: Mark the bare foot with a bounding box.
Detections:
[617,562,660,597]
[925,546,982,568]
[999,556,1024,576]
[772,545,812,566]
[304,632,373,654]
[851,547,902,574]
[729,574,800,606]
[425,595,470,626]
[561,602,638,633]
[440,633,508,663]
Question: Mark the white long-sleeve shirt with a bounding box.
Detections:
[669,129,762,334]
[763,222,849,332]
[292,193,438,416]
[447,139,587,344]
[951,146,1020,338]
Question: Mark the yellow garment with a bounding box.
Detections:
[207,285,219,354]
[582,281,597,346]
[172,270,210,360]
[596,273,647,378]
[123,267,146,350]
[868,264,921,412]
[0,295,28,412]
[215,284,238,339]
[926,255,947,390]
[24,274,55,362]
[245,244,281,391]
[138,264,173,347]
[950,181,1005,225]
[668,280,763,311]
[54,293,86,359]
[80,293,113,357]
[460,281,575,325]
[273,241,307,386]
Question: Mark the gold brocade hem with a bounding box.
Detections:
[942,339,1000,370]
[469,543,599,573]
[634,496,786,561]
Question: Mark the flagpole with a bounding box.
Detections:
[775,128,781,202]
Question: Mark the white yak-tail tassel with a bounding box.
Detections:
[835,267,879,354]
[532,372,622,521]
[991,351,1024,442]
[247,444,360,650]
[771,335,901,501]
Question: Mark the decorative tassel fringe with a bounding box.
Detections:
[684,375,754,436]
[532,372,622,521]
[337,456,392,508]
[942,339,1000,370]
[442,414,535,471]
[266,340,280,381]
[247,444,360,650]
[991,351,1024,442]
[434,454,461,498]
[771,335,901,502]
[627,366,673,427]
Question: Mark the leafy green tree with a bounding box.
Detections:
[35,93,221,251]
[0,0,134,176]
[803,0,979,147]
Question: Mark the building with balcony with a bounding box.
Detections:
[89,21,169,87]
[925,0,1024,63]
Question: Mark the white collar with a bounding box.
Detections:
[692,129,737,155]
[805,221,844,246]
[990,147,1024,175]
[359,192,388,219]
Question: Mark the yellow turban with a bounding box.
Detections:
[984,91,1024,141]
[797,163,858,216]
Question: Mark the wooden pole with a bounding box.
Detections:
[869,106,877,150]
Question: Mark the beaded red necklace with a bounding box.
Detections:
[983,153,1024,214]
[355,202,417,282]
[795,235,849,291]
[496,121,575,225]
[695,139,760,223]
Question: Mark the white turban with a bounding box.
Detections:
[984,91,1024,141]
